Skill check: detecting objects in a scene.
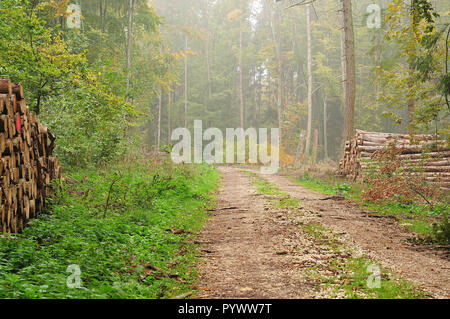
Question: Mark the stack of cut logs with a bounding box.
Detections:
[339,129,450,189]
[0,78,61,233]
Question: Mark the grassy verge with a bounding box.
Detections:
[292,172,448,241]
[0,159,220,298]
[245,171,426,299]
[301,222,426,299]
[243,171,300,209]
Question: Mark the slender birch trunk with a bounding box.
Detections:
[168,90,171,145]
[184,35,188,129]
[157,86,162,150]
[341,0,356,150]
[270,6,282,141]
[126,0,134,101]
[323,94,328,159]
[304,4,313,159]
[239,12,245,129]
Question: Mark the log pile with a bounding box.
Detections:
[0,78,62,233]
[339,129,450,189]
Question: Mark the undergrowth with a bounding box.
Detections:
[243,171,300,208]
[0,158,220,298]
[300,223,426,299]
[293,171,449,244]
[246,171,426,298]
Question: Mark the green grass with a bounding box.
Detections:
[301,223,426,299]
[244,171,300,209]
[328,256,426,299]
[0,160,220,299]
[249,173,284,197]
[246,170,426,298]
[293,177,337,195]
[293,172,448,240]
[274,198,301,209]
[247,171,426,298]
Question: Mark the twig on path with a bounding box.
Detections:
[170,292,193,299]
[319,196,345,201]
[207,206,239,211]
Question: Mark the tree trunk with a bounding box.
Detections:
[184,35,188,129]
[205,0,212,102]
[103,0,107,33]
[252,67,257,128]
[257,67,262,129]
[340,28,346,105]
[239,12,245,129]
[126,0,134,101]
[304,4,313,158]
[341,0,356,152]
[294,130,306,167]
[168,90,171,145]
[270,5,282,141]
[323,94,328,159]
[408,0,419,131]
[157,86,162,150]
[312,129,319,166]
[99,0,103,30]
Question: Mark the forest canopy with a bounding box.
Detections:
[0,0,449,166]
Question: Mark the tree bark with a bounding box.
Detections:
[168,90,171,145]
[239,10,245,129]
[408,0,419,131]
[312,129,319,165]
[205,0,212,102]
[340,0,356,152]
[294,130,306,167]
[184,35,188,129]
[126,0,134,102]
[340,28,346,105]
[323,94,328,159]
[270,5,282,141]
[99,0,103,30]
[304,4,313,158]
[157,86,162,150]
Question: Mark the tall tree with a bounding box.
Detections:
[239,6,245,129]
[204,0,212,104]
[407,0,420,130]
[167,90,172,144]
[157,85,162,149]
[304,4,313,158]
[270,2,283,140]
[341,0,356,149]
[184,34,188,128]
[323,94,328,159]
[126,0,134,101]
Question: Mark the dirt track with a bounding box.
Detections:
[197,167,450,299]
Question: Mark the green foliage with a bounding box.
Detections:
[379,0,450,133]
[412,0,440,32]
[432,211,450,244]
[293,172,449,240]
[294,172,336,195]
[244,171,300,209]
[300,222,426,299]
[0,0,85,114]
[336,183,352,196]
[328,256,426,299]
[0,0,176,167]
[0,161,219,298]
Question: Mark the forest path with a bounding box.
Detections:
[256,170,450,299]
[196,167,449,299]
[196,166,315,298]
